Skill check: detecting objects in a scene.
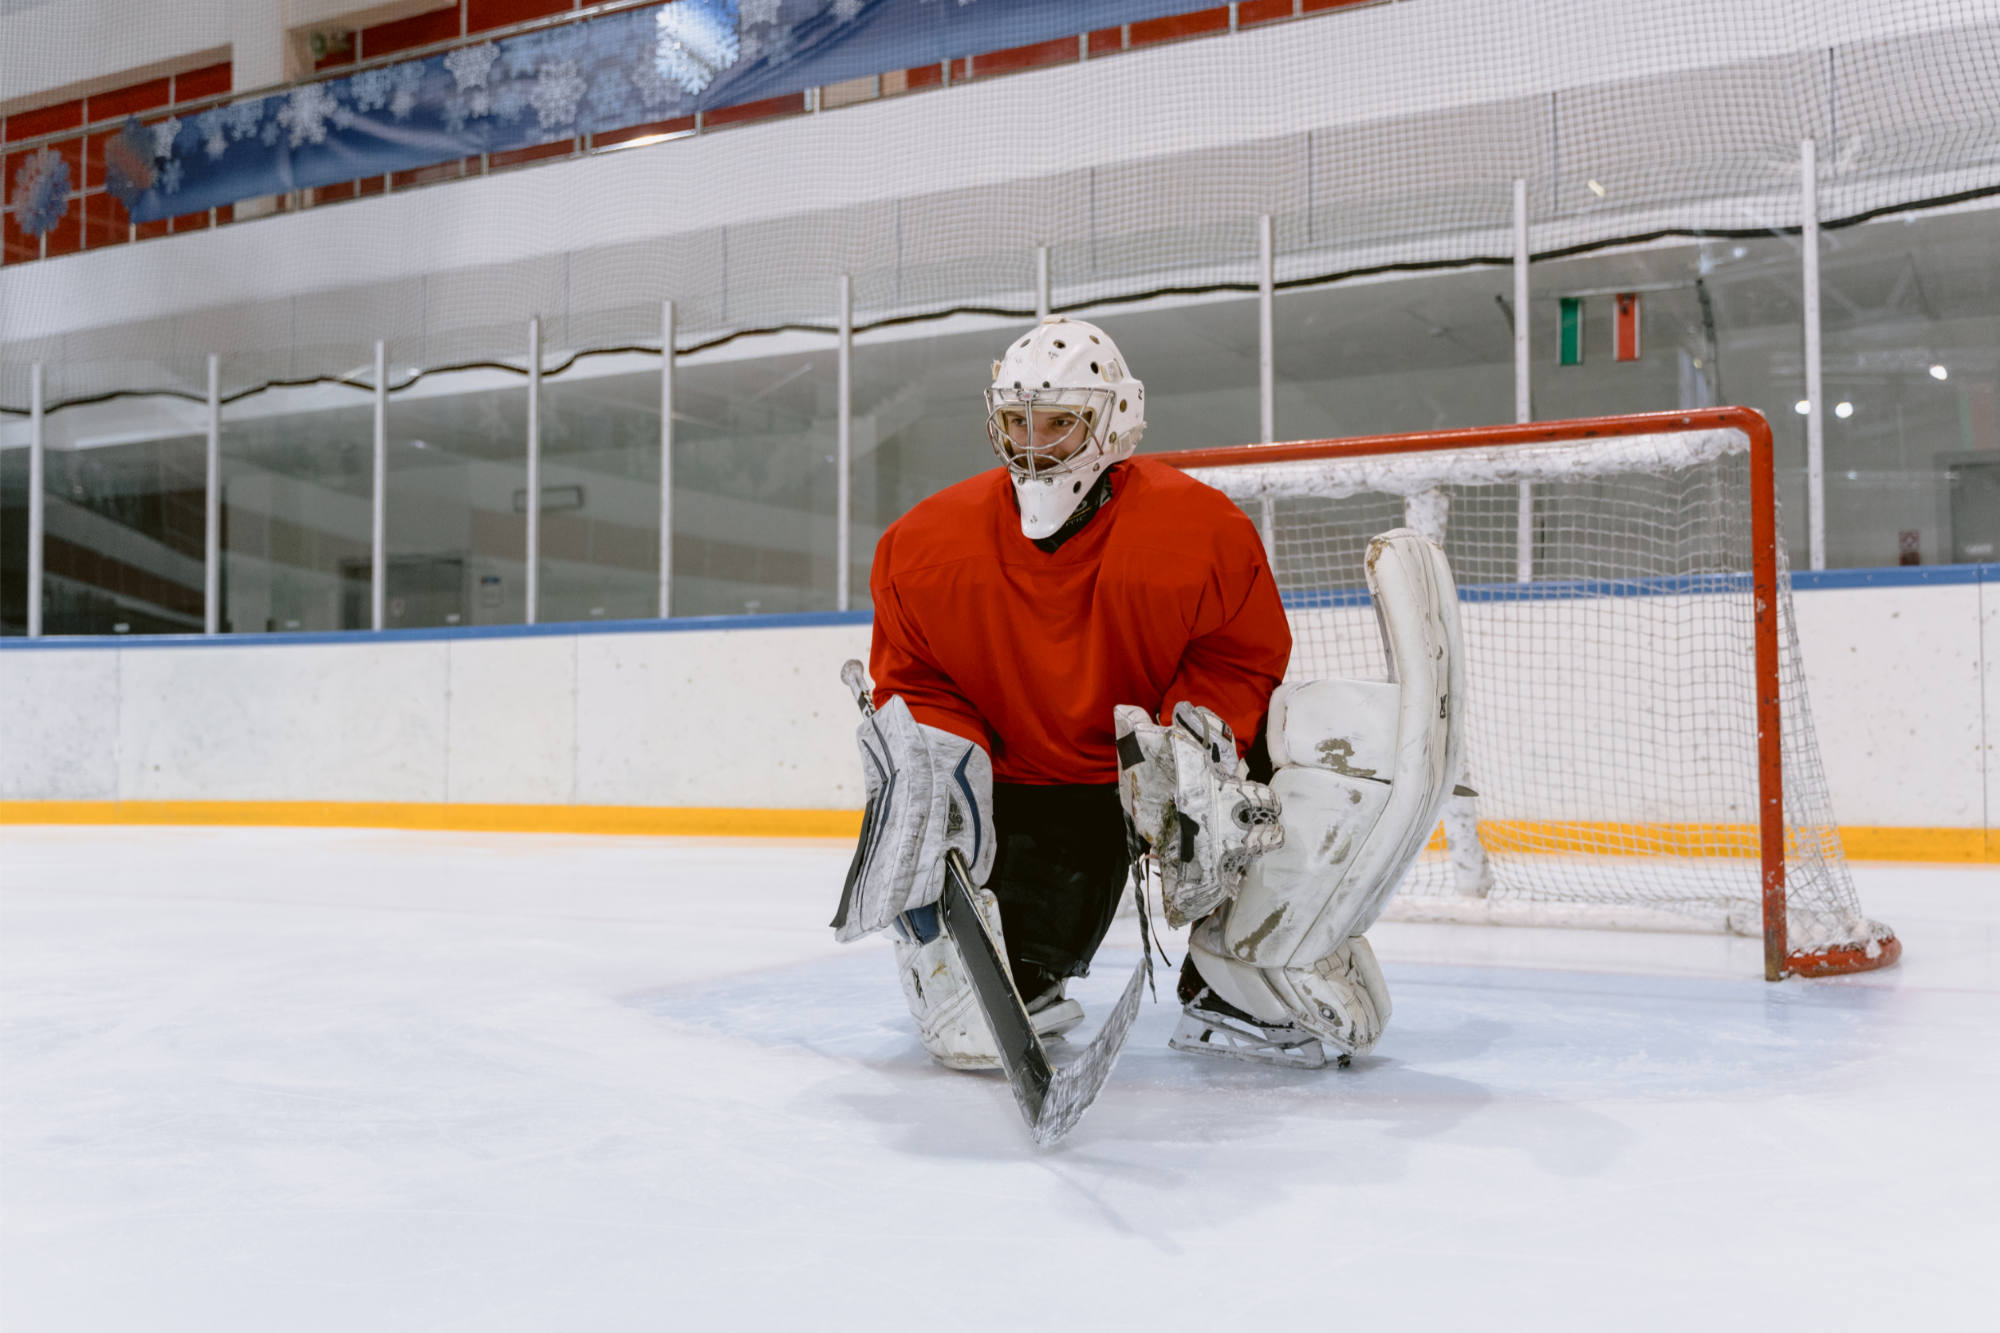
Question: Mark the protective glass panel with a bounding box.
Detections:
[382,370,528,630]
[671,335,839,617]
[220,384,373,635]
[34,400,207,636]
[539,360,663,625]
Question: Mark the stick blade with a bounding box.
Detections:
[1028,954,1147,1146]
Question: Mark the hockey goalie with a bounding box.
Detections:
[834,314,1465,1072]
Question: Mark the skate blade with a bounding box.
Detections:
[1168,1008,1333,1070]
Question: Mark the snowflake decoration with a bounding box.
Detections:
[195,107,230,158]
[278,82,342,147]
[389,64,425,120]
[831,0,862,20]
[656,0,741,95]
[444,44,500,92]
[10,148,71,238]
[349,66,394,113]
[529,59,588,129]
[161,159,183,194]
[443,85,497,135]
[223,98,267,143]
[762,23,797,65]
[741,0,781,24]
[260,117,282,147]
[151,117,181,159]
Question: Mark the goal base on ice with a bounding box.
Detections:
[1155,408,1898,982]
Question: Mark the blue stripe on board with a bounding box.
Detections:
[0,609,875,651]
[9,563,1997,650]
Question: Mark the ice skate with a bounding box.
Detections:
[1168,956,1335,1069]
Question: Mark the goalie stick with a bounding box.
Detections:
[840,659,1147,1146]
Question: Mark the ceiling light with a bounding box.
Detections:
[1835,401,1854,418]
[1587,180,1606,197]
[1794,400,1810,415]
[1931,364,1949,380]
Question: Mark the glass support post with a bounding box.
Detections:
[1514,178,1533,584]
[1802,138,1826,571]
[205,354,221,634]
[836,275,853,612]
[26,363,43,638]
[1257,213,1277,559]
[526,315,542,624]
[660,299,675,619]
[372,340,387,632]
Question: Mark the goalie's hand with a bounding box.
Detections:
[1115,702,1283,928]
[831,696,996,943]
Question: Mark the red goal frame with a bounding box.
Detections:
[1151,407,1900,981]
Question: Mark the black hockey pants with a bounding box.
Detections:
[986,783,1132,1002]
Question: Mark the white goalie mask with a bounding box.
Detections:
[985,317,1146,539]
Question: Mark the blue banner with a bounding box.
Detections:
[105,0,1220,225]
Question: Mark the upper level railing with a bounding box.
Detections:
[2,0,1373,266]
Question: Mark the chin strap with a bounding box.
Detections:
[1031,466,1119,553]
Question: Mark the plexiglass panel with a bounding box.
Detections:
[220,385,373,634]
[382,370,530,630]
[539,361,662,625]
[671,334,839,617]
[32,397,207,635]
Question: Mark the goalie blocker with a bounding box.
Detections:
[1128,528,1466,1066]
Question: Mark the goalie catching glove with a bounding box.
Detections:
[1115,701,1284,927]
[830,695,996,944]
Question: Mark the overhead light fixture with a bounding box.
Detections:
[1835,401,1854,418]
[1587,180,1606,197]
[1931,364,1949,380]
[1794,399,1811,415]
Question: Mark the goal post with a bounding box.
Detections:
[1152,407,1900,982]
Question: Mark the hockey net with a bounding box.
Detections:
[1156,408,1899,981]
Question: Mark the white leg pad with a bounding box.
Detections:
[1187,908,1393,1057]
[894,921,1000,1071]
[891,886,1083,1070]
[1224,528,1466,969]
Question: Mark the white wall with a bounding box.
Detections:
[0,580,1991,827]
[0,621,873,809]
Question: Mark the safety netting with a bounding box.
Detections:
[1188,425,1887,955]
[3,0,1997,414]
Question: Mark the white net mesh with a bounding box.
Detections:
[1189,425,1880,952]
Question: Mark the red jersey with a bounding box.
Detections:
[868,456,1293,785]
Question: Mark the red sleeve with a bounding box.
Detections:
[1158,529,1292,759]
[868,533,993,755]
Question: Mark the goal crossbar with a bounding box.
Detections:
[1152,408,1899,982]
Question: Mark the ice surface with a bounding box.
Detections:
[3,827,1995,1331]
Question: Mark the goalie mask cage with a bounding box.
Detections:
[1154,407,1898,983]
